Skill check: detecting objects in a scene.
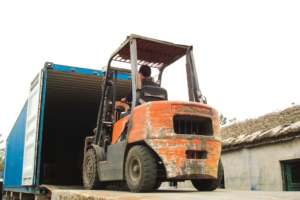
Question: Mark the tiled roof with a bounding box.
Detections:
[221,105,300,151]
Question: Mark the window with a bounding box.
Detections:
[281,159,300,191]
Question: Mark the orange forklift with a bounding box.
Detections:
[83,34,223,193]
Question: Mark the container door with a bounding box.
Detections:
[22,71,43,185]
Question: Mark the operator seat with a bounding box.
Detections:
[139,85,168,105]
[119,86,168,119]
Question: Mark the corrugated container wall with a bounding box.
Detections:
[4,101,28,188]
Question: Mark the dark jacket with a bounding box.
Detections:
[125,78,158,102]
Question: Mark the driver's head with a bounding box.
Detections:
[139,65,151,78]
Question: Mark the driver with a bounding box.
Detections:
[121,65,157,103]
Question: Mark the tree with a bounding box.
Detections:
[0,134,5,169]
[229,117,237,123]
[220,114,237,125]
[219,114,227,125]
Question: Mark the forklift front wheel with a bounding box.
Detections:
[83,149,106,190]
[125,145,157,193]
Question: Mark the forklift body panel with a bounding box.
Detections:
[145,138,221,179]
[108,101,221,181]
[127,101,220,142]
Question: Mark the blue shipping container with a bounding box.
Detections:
[3,62,131,196]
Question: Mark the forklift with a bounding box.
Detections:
[83,34,223,193]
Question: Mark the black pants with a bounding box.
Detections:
[120,109,131,119]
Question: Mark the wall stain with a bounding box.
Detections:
[249,148,263,191]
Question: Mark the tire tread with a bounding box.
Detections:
[125,145,157,193]
[83,149,106,190]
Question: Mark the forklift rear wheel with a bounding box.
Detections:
[191,159,224,191]
[125,145,157,193]
[152,181,162,190]
[83,149,106,190]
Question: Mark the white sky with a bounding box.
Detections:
[0,0,299,143]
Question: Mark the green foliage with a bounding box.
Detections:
[292,102,295,105]
[220,114,237,125]
[229,117,237,123]
[219,114,227,125]
[0,134,4,169]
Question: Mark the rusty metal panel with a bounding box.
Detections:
[127,101,221,142]
[171,105,213,116]
[145,138,221,179]
[125,101,221,180]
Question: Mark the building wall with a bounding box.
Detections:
[178,180,193,188]
[221,137,300,191]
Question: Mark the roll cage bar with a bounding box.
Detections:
[94,34,205,145]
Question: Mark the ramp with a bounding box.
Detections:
[48,188,300,200]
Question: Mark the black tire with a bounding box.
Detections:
[83,149,106,190]
[152,181,162,190]
[125,145,157,193]
[191,159,224,191]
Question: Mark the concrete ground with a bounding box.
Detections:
[51,187,300,200]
